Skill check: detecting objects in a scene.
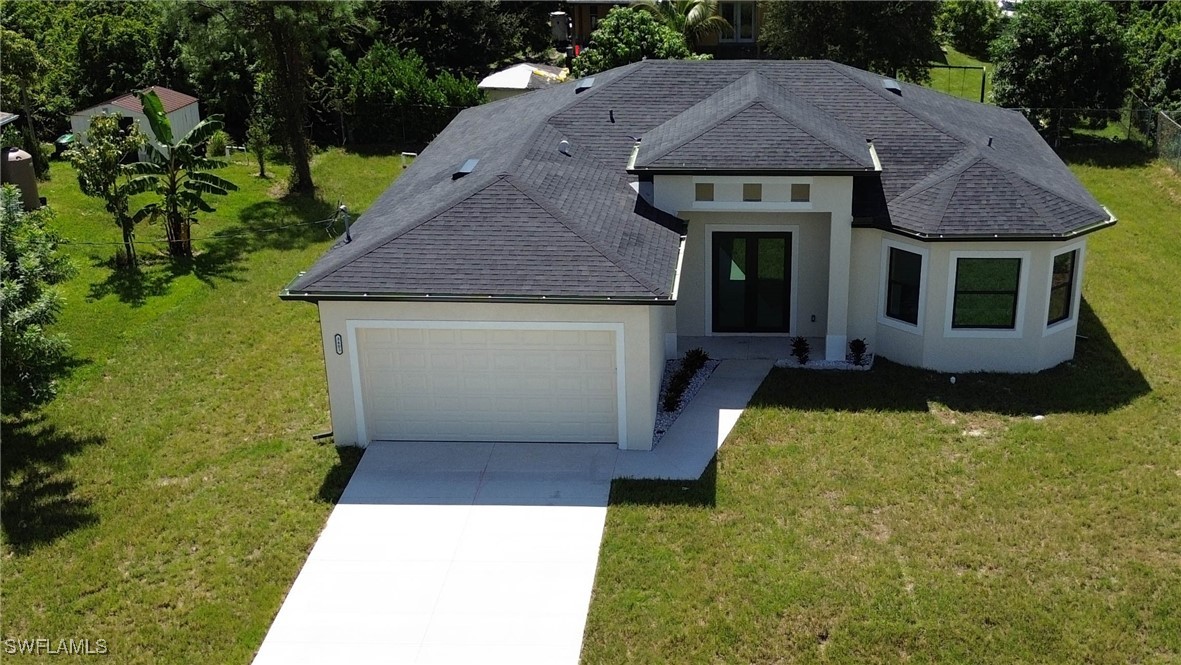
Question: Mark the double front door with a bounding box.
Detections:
[712,232,792,333]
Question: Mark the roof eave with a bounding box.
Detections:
[627,166,879,176]
[278,289,677,306]
[883,207,1117,242]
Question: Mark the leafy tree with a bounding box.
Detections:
[572,6,703,77]
[131,90,239,259]
[937,0,1002,57]
[245,112,272,178]
[0,28,51,179]
[360,1,554,80]
[1125,2,1181,112]
[759,1,941,83]
[65,115,148,267]
[0,185,75,415]
[633,0,732,50]
[73,11,162,108]
[327,43,484,145]
[991,0,1129,135]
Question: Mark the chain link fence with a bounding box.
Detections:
[1158,110,1181,173]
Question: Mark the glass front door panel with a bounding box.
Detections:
[713,232,791,333]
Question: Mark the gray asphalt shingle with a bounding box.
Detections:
[288,60,1109,298]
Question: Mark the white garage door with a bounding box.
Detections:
[356,326,619,443]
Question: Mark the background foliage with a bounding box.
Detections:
[572,6,703,78]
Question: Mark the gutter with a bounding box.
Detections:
[279,285,677,306]
[626,166,878,177]
[880,207,1117,243]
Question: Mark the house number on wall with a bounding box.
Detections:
[335,334,343,355]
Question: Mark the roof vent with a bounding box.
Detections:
[452,158,478,179]
[575,77,595,93]
[987,136,994,148]
[558,139,571,156]
[882,79,902,96]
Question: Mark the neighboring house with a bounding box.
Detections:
[282,60,1113,451]
[568,0,762,59]
[69,86,199,154]
[478,63,567,102]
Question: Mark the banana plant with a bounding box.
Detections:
[127,90,239,259]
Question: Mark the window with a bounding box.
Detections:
[720,1,756,42]
[742,183,761,202]
[886,248,922,325]
[695,182,714,201]
[952,258,1022,329]
[1047,250,1076,325]
[790,183,810,202]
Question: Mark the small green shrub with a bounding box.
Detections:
[662,348,712,412]
[790,336,810,365]
[849,338,868,366]
[206,129,231,158]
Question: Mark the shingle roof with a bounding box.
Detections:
[77,86,198,115]
[634,71,875,171]
[287,60,1109,299]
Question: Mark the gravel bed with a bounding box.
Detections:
[774,353,875,371]
[652,358,722,444]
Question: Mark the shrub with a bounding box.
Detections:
[790,336,810,365]
[206,129,230,158]
[572,6,699,77]
[661,348,712,412]
[849,338,868,366]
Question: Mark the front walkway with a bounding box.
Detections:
[253,442,617,665]
[615,358,773,480]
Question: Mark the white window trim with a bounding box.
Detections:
[1044,241,1086,337]
[877,238,929,335]
[944,249,1030,339]
[703,224,800,336]
[346,320,627,448]
[720,1,756,43]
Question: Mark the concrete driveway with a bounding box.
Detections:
[253,441,617,665]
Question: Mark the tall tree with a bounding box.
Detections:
[0,185,75,415]
[572,6,702,77]
[1124,1,1181,112]
[759,1,941,83]
[65,115,147,267]
[131,90,238,259]
[0,28,51,179]
[991,0,1129,136]
[634,0,732,50]
[937,0,1003,58]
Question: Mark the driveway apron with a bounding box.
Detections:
[254,441,617,665]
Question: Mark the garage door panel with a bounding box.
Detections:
[357,326,618,443]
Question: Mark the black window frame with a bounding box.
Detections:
[885,247,923,325]
[1047,250,1077,326]
[951,257,1022,330]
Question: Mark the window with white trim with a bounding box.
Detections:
[1047,250,1076,325]
[952,257,1022,329]
[886,247,922,325]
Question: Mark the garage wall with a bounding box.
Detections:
[317,300,672,450]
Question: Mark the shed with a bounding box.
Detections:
[478,63,566,102]
[69,86,200,152]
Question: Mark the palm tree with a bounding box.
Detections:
[633,0,732,49]
[127,90,238,259]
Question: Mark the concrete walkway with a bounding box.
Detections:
[255,359,773,663]
[254,442,617,665]
[615,358,773,480]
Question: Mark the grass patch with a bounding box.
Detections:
[1,147,401,663]
[923,46,992,103]
[581,147,1181,663]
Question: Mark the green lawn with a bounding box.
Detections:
[1,150,398,662]
[581,149,1181,663]
[923,46,992,103]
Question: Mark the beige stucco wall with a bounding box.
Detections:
[653,175,854,355]
[847,230,1088,373]
[316,300,672,450]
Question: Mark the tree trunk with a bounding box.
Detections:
[266,14,314,195]
[120,218,137,269]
